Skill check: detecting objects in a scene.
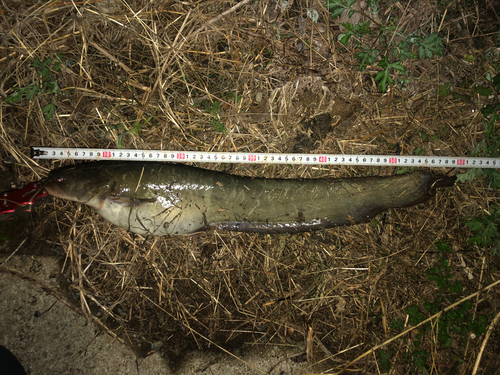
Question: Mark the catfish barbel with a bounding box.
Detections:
[44,161,454,236]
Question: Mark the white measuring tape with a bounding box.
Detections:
[31,147,499,169]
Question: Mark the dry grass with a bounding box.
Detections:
[1,0,500,373]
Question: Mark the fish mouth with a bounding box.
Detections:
[44,181,75,201]
[43,178,90,204]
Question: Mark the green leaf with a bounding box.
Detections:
[5,88,24,104]
[412,349,428,370]
[461,300,473,311]
[42,103,56,120]
[378,349,393,372]
[482,221,500,244]
[449,280,463,294]
[31,57,44,69]
[424,301,438,314]
[481,103,500,117]
[354,21,371,35]
[342,22,354,32]
[118,132,128,149]
[375,69,392,92]
[467,210,500,249]
[456,169,484,183]
[406,305,425,325]
[325,0,356,17]
[24,83,40,100]
[491,242,500,255]
[435,240,451,253]
[374,58,404,93]
[390,318,404,331]
[395,167,409,174]
[394,41,414,60]
[375,56,406,92]
[306,8,319,23]
[413,145,424,155]
[471,315,489,336]
[437,276,448,290]
[474,85,493,97]
[330,7,345,17]
[338,31,353,45]
[50,81,62,96]
[378,56,389,69]
[367,0,379,14]
[439,331,452,348]
[492,73,500,92]
[325,0,347,16]
[485,170,500,190]
[389,60,407,72]
[439,82,452,96]
[416,33,444,59]
[466,217,485,232]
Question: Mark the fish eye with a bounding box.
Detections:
[57,177,65,183]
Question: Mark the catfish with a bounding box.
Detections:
[44,162,454,236]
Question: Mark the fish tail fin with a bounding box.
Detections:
[430,174,456,189]
[397,172,455,208]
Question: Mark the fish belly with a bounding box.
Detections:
[96,197,207,236]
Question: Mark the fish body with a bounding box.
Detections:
[44,161,453,236]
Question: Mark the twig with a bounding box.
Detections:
[89,41,134,74]
[303,276,500,375]
[0,238,28,269]
[191,0,252,35]
[472,310,500,375]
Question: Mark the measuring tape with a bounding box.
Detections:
[31,147,499,169]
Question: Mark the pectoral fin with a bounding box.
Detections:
[109,196,156,207]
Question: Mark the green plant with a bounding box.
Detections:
[99,105,157,149]
[100,105,157,149]
[117,115,155,149]
[325,0,444,92]
[326,0,357,18]
[456,72,500,190]
[338,21,371,45]
[203,90,240,134]
[226,91,242,103]
[5,55,64,120]
[204,100,226,134]
[378,349,394,373]
[375,57,406,93]
[379,240,489,373]
[395,147,422,174]
[439,82,452,96]
[466,207,500,255]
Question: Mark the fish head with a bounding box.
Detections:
[44,164,114,204]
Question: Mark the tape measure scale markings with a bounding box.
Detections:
[31,147,500,169]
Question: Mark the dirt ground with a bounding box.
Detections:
[1,0,500,374]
